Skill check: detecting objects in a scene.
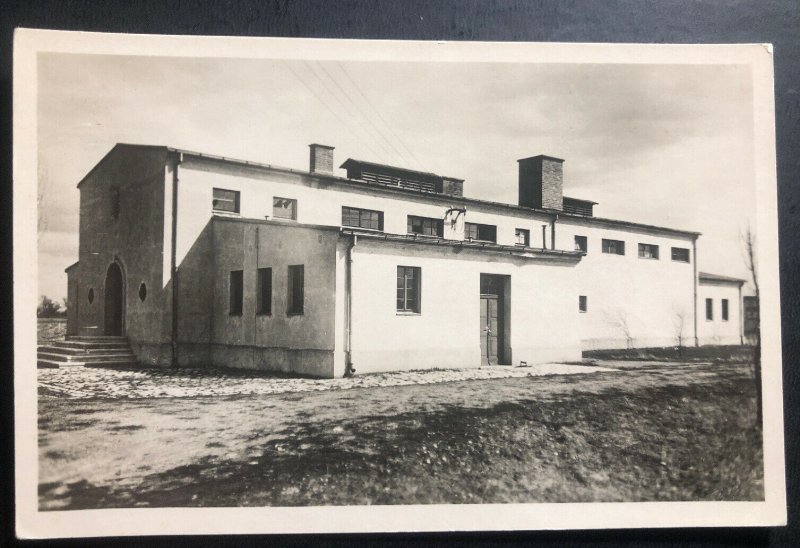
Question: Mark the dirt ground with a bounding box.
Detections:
[38,361,763,509]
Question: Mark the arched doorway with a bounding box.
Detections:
[104,262,124,336]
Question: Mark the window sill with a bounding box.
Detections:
[638,257,660,260]
[256,313,272,317]
[396,311,421,316]
[344,226,384,233]
[287,312,304,316]
[671,260,691,263]
[407,233,444,239]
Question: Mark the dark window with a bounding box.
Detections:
[138,283,147,302]
[671,247,690,263]
[705,298,713,321]
[87,288,94,304]
[229,270,243,316]
[110,187,120,220]
[638,243,660,259]
[257,268,272,315]
[722,299,729,321]
[515,228,530,246]
[288,265,304,315]
[579,295,587,313]
[342,206,384,230]
[407,215,443,237]
[574,235,588,252]
[213,188,240,213]
[397,266,421,313]
[273,197,297,220]
[465,222,497,243]
[602,238,625,255]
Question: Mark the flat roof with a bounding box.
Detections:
[91,144,702,239]
[699,271,747,285]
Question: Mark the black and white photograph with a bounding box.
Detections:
[13,31,786,537]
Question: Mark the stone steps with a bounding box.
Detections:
[37,336,137,369]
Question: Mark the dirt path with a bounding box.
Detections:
[38,362,762,509]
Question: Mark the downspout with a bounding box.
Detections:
[170,153,182,367]
[739,283,744,345]
[550,213,558,250]
[692,236,699,347]
[344,233,357,377]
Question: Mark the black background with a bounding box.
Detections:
[1,1,798,547]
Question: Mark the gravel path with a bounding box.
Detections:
[38,362,613,400]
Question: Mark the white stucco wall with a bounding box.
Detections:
[555,218,698,349]
[698,282,743,345]
[344,239,582,374]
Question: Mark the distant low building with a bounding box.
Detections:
[743,295,760,345]
[62,142,746,377]
[697,272,746,346]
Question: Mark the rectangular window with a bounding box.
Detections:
[574,235,588,253]
[515,228,530,246]
[465,222,498,243]
[287,265,304,315]
[706,298,713,321]
[396,266,421,313]
[722,299,729,321]
[579,295,587,313]
[213,188,240,213]
[229,270,243,316]
[602,238,625,255]
[671,247,690,263]
[257,267,272,316]
[407,215,443,237]
[273,197,297,220]
[342,206,384,231]
[638,243,660,260]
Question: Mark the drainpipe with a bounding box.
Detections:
[170,153,182,367]
[692,236,699,347]
[541,224,547,250]
[550,213,558,250]
[344,233,357,377]
[738,283,744,345]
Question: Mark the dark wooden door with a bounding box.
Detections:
[104,263,124,336]
[481,295,500,365]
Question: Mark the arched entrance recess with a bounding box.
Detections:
[104,262,124,336]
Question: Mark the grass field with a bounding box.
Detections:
[38,360,762,509]
[584,344,754,364]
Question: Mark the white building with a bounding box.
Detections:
[58,142,746,377]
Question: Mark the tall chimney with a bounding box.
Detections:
[518,154,564,210]
[309,144,335,175]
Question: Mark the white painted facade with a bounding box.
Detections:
[697,276,744,346]
[69,143,747,378]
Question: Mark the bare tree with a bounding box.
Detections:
[672,305,689,359]
[742,225,762,425]
[606,309,634,349]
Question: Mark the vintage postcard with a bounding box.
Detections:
[14,30,785,537]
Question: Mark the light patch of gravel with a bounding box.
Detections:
[38,363,613,400]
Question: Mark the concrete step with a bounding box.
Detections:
[67,336,128,342]
[53,340,131,350]
[38,345,133,356]
[37,359,61,369]
[37,351,135,364]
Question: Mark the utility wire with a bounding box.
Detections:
[281,60,388,162]
[335,62,423,167]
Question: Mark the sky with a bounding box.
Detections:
[37,53,757,301]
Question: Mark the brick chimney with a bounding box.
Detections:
[309,144,335,175]
[518,155,564,210]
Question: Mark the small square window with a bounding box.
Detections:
[671,247,690,263]
[407,215,443,237]
[465,222,497,243]
[397,266,421,313]
[574,235,587,252]
[213,188,240,213]
[602,239,625,255]
[273,197,297,220]
[515,228,530,246]
[579,295,587,313]
[229,270,243,316]
[638,243,660,260]
[288,265,304,315]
